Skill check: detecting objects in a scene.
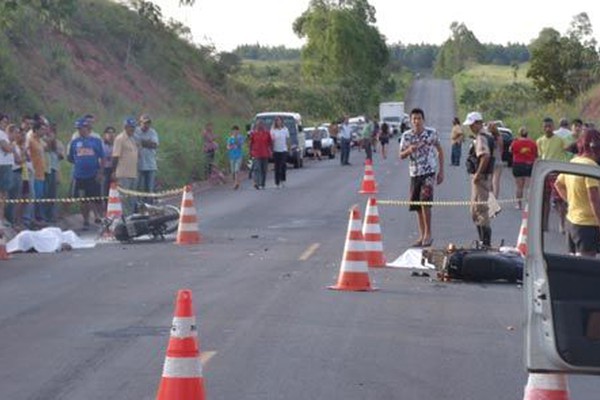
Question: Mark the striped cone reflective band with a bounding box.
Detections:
[176,185,201,245]
[517,203,529,256]
[106,182,123,220]
[156,289,206,400]
[362,197,386,268]
[523,373,570,400]
[359,159,378,194]
[329,207,377,291]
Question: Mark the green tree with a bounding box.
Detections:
[527,15,600,102]
[434,22,484,78]
[293,0,389,113]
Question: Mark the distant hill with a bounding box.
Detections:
[0,0,251,125]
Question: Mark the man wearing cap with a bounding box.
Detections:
[112,118,139,215]
[68,118,104,230]
[134,114,159,201]
[463,111,494,246]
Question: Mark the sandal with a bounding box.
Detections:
[410,240,423,248]
[421,238,434,247]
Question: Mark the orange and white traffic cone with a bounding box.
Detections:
[362,197,386,268]
[106,182,123,220]
[517,203,529,256]
[359,159,378,194]
[156,289,206,400]
[0,236,10,260]
[523,373,570,400]
[176,185,201,245]
[329,206,377,291]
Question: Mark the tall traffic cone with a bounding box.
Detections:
[106,182,123,220]
[156,289,206,400]
[0,236,10,260]
[362,197,386,268]
[176,185,201,245]
[329,206,377,291]
[359,159,378,194]
[516,203,529,256]
[523,373,570,400]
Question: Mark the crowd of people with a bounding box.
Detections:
[0,112,160,233]
[406,108,598,253]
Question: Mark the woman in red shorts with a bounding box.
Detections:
[509,127,538,210]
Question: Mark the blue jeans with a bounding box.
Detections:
[118,177,137,216]
[137,170,156,204]
[340,138,351,165]
[253,158,268,188]
[451,143,462,166]
[34,179,46,221]
[5,170,22,224]
[44,170,58,221]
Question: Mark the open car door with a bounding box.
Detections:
[525,160,600,374]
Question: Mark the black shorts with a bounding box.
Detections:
[566,221,600,254]
[512,163,533,178]
[409,173,435,211]
[72,177,101,201]
[380,137,389,145]
[313,140,322,150]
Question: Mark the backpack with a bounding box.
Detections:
[466,133,495,175]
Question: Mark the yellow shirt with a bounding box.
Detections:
[28,136,46,180]
[556,156,600,226]
[112,131,138,179]
[537,135,567,162]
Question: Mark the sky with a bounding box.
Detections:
[148,0,600,52]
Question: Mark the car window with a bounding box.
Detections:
[526,160,600,373]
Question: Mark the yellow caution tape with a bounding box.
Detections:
[0,186,185,204]
[1,196,108,204]
[378,198,521,207]
[116,186,185,198]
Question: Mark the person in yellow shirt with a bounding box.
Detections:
[555,129,600,257]
[536,117,567,233]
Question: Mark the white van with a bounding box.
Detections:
[252,112,305,168]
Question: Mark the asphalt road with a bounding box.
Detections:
[1,79,597,399]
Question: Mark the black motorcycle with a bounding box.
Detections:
[101,202,180,243]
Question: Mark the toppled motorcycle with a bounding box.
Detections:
[422,242,524,283]
[102,203,180,243]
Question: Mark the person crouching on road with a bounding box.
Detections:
[249,119,272,189]
[271,117,289,188]
[111,118,139,216]
[463,112,494,247]
[554,129,600,257]
[68,118,104,230]
[399,108,445,247]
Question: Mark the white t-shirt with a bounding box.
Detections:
[0,129,14,166]
[271,127,289,152]
[554,127,571,140]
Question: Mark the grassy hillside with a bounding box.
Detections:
[453,64,599,138]
[0,0,255,187]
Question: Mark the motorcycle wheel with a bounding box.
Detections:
[161,204,180,234]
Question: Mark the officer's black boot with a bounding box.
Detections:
[482,226,492,247]
[476,225,484,244]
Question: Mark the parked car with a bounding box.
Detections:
[304,126,335,159]
[252,112,305,168]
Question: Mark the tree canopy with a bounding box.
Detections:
[527,12,600,102]
[293,0,389,114]
[434,22,484,78]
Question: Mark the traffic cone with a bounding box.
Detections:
[359,159,378,194]
[156,289,206,400]
[0,236,10,260]
[362,197,386,268]
[329,206,377,291]
[516,203,529,256]
[523,373,570,400]
[106,182,123,220]
[176,185,201,245]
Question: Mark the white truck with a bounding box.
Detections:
[379,101,406,134]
